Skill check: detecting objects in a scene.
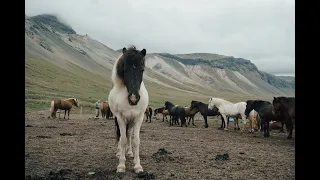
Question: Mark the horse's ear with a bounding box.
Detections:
[273,97,276,100]
[140,49,146,57]
[122,47,127,54]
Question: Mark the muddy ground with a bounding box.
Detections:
[25,111,295,180]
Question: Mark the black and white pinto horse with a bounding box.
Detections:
[108,46,148,173]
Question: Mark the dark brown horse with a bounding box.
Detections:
[154,107,169,121]
[145,107,153,122]
[190,100,224,128]
[272,96,295,139]
[50,98,79,119]
[185,106,199,126]
[100,101,113,120]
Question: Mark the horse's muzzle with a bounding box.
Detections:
[128,94,140,106]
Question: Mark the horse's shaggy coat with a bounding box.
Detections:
[108,46,148,173]
[50,98,79,119]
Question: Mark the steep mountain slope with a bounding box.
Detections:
[25,14,294,111]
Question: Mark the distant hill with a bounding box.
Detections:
[25,14,294,111]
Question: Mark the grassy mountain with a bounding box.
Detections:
[25,14,294,113]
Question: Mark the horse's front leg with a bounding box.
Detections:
[132,115,144,173]
[67,110,70,119]
[286,117,293,139]
[192,116,195,126]
[280,120,285,133]
[126,124,134,158]
[64,110,67,119]
[222,114,228,130]
[203,115,209,128]
[116,116,128,172]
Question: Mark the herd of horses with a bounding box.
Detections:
[48,46,295,174]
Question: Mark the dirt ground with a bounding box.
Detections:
[25,111,295,180]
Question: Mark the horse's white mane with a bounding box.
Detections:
[111,54,125,87]
[65,98,77,101]
[210,97,232,106]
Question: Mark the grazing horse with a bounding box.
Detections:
[245,100,285,138]
[190,100,224,128]
[108,46,148,173]
[154,107,168,121]
[185,106,199,126]
[208,97,247,131]
[145,107,153,123]
[100,101,110,120]
[247,109,260,132]
[164,101,187,127]
[272,97,295,139]
[50,98,79,119]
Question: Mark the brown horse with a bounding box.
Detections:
[145,107,153,122]
[154,107,169,121]
[272,96,295,139]
[50,98,79,119]
[185,107,199,126]
[100,101,109,120]
[247,109,260,132]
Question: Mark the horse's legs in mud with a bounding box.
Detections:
[203,115,209,128]
[67,110,70,120]
[64,110,67,119]
[279,120,285,133]
[219,115,225,130]
[132,115,144,173]
[262,118,270,137]
[126,123,134,158]
[180,116,187,127]
[234,117,238,130]
[286,117,293,139]
[116,116,128,172]
[162,115,164,122]
[221,114,228,130]
[169,116,172,126]
[192,116,195,126]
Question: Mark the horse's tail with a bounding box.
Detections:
[50,100,55,117]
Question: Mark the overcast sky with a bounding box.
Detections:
[25,0,295,76]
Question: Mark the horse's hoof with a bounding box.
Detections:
[117,165,126,172]
[237,128,240,130]
[127,152,134,158]
[224,128,228,131]
[134,165,143,173]
[204,125,209,128]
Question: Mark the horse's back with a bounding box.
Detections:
[101,102,108,112]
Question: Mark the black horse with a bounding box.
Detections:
[190,100,225,128]
[164,101,187,127]
[245,100,285,138]
[272,97,295,139]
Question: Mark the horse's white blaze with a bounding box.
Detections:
[208,97,247,130]
[108,55,148,173]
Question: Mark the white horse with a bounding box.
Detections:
[108,46,148,173]
[208,97,247,131]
